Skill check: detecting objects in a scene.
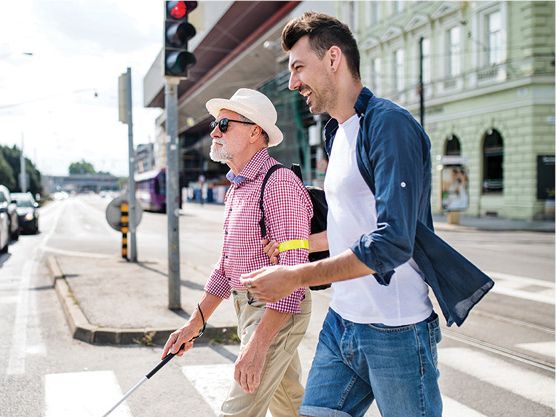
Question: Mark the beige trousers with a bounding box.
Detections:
[220,290,312,417]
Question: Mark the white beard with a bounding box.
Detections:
[209,141,232,163]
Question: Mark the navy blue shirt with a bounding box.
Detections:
[323,87,494,326]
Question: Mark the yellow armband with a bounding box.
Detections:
[278,239,309,253]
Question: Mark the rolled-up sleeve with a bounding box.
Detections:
[205,252,232,299]
[262,174,313,313]
[350,110,425,284]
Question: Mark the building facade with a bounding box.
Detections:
[345,1,555,220]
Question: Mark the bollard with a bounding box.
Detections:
[120,202,129,260]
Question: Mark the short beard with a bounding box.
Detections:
[209,142,232,163]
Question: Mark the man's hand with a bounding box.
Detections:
[161,322,200,359]
[234,339,268,393]
[261,239,279,265]
[240,265,300,303]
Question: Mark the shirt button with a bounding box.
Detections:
[401,182,407,188]
[225,255,229,259]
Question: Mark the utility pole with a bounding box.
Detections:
[418,36,425,128]
[19,134,27,192]
[165,79,181,310]
[118,68,138,262]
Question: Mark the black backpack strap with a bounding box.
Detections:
[259,164,285,238]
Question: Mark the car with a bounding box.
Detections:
[0,185,19,241]
[0,187,11,253]
[11,192,39,234]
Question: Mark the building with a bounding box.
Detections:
[144,1,554,220]
[135,143,155,174]
[346,1,555,220]
[42,174,119,194]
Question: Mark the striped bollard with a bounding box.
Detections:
[120,202,129,260]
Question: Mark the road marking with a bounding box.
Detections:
[439,347,555,409]
[5,256,36,375]
[181,364,271,417]
[485,271,554,288]
[489,286,555,305]
[485,271,555,305]
[516,341,555,358]
[442,397,488,417]
[45,370,132,417]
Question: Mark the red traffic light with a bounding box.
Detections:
[169,2,186,19]
[167,1,198,20]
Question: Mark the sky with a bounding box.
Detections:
[0,0,164,177]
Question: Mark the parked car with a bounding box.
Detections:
[11,192,39,234]
[0,187,12,253]
[0,185,19,241]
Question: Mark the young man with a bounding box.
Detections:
[242,12,493,417]
[162,88,313,417]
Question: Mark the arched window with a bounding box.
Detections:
[444,134,461,156]
[482,129,504,193]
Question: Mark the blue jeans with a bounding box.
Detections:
[300,309,442,417]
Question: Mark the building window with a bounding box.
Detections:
[371,57,382,95]
[394,49,404,92]
[447,26,461,77]
[445,134,461,155]
[367,1,379,25]
[391,0,403,14]
[487,11,503,65]
[421,37,431,84]
[482,129,504,193]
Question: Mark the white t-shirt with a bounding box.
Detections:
[324,114,432,326]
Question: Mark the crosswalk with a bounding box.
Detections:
[41,345,555,417]
[485,271,555,305]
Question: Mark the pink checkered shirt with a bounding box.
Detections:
[205,148,313,314]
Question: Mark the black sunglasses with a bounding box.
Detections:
[209,118,255,133]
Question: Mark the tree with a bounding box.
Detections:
[0,152,16,190]
[0,145,42,195]
[69,159,96,175]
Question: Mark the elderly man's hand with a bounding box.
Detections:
[234,339,267,393]
[240,265,299,303]
[261,239,279,265]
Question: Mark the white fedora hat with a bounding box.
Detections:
[206,88,284,147]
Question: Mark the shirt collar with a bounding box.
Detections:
[226,148,270,185]
[354,87,374,117]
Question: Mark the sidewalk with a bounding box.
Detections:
[433,213,555,232]
[47,255,239,346]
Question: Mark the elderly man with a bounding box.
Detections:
[162,88,313,417]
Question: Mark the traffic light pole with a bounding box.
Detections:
[125,68,138,262]
[165,78,181,310]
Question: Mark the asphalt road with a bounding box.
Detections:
[0,194,553,417]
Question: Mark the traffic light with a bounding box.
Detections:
[164,1,197,78]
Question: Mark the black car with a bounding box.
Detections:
[11,192,39,234]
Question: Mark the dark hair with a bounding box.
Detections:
[281,11,360,80]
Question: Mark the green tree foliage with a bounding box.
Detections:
[69,159,96,175]
[0,145,42,195]
[0,152,16,190]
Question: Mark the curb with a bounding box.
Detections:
[47,256,238,346]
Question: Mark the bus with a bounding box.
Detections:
[135,169,166,212]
